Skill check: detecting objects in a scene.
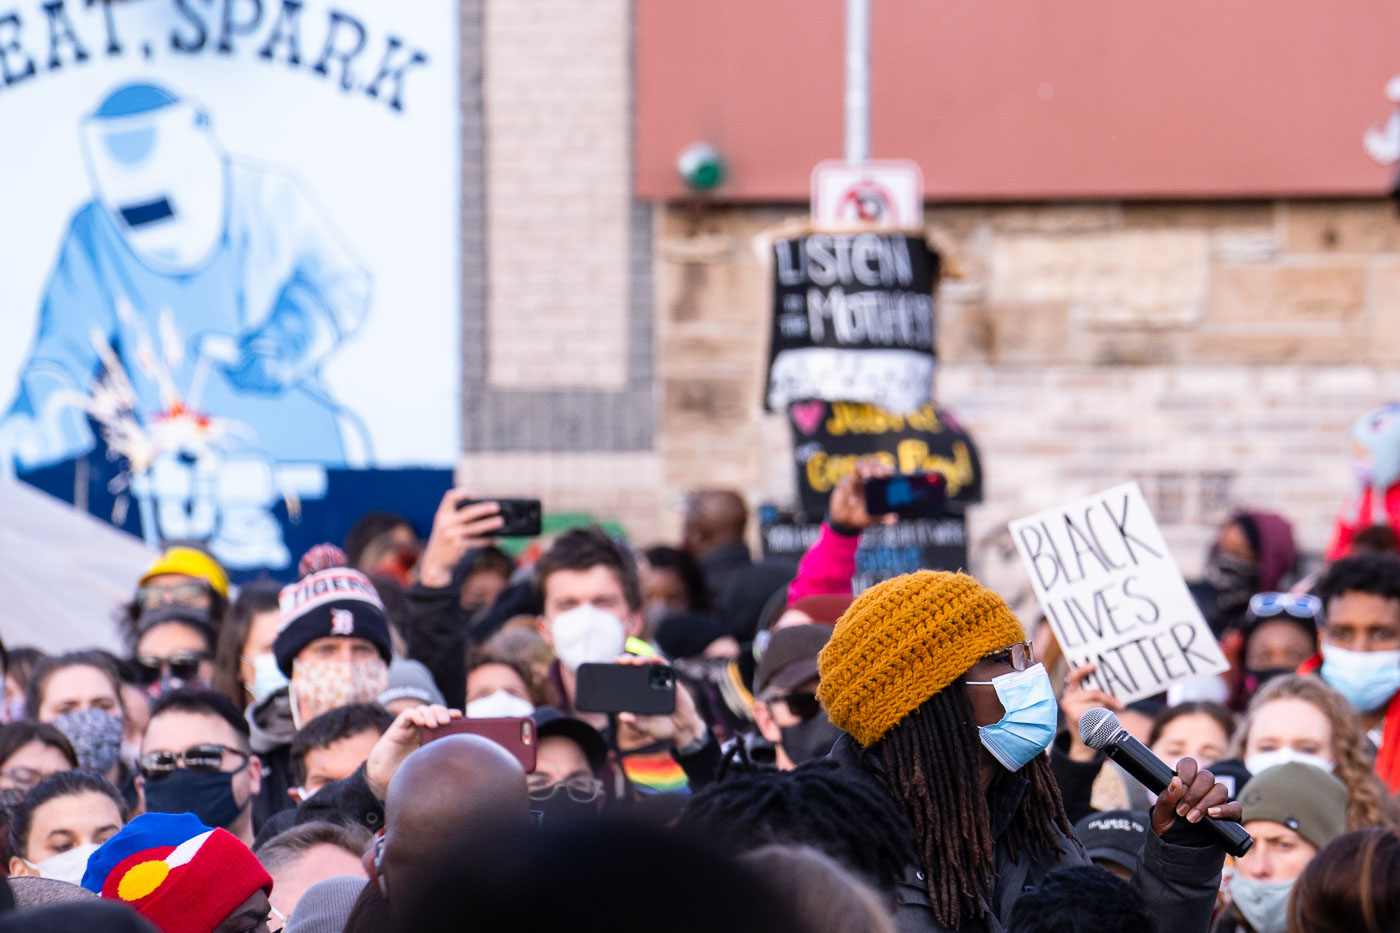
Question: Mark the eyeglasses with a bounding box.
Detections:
[133,652,207,685]
[0,766,61,791]
[975,642,1035,672]
[136,581,211,610]
[776,691,821,721]
[138,744,247,780]
[527,775,604,804]
[1249,592,1322,621]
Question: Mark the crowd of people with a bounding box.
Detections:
[5,448,1400,932]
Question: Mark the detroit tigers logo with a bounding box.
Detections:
[330,608,355,636]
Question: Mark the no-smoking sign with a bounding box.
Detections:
[811,159,924,230]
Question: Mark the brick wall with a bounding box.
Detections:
[482,0,631,391]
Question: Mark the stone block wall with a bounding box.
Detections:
[649,199,1400,602]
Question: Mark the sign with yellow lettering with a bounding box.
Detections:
[787,400,982,520]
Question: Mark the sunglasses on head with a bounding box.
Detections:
[1249,592,1322,621]
[136,581,210,610]
[138,743,245,780]
[133,652,206,685]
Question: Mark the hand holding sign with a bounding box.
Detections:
[1009,483,1228,704]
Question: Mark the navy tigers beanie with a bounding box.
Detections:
[273,546,393,676]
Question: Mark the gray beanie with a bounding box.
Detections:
[285,875,367,933]
[378,657,446,708]
[1239,761,1348,850]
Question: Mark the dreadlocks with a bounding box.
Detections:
[874,680,1072,929]
[676,759,915,893]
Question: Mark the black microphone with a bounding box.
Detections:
[1079,707,1253,858]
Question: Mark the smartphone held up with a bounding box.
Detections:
[574,663,677,716]
[456,497,543,537]
[863,472,947,519]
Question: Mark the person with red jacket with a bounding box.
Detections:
[1297,552,1400,793]
[1327,403,1400,560]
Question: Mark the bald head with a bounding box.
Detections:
[382,735,529,892]
[683,490,748,555]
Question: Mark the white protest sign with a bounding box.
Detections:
[1009,482,1228,703]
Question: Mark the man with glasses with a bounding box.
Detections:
[138,689,264,847]
[1300,552,1400,792]
[817,570,1240,933]
[751,624,842,769]
[528,707,609,824]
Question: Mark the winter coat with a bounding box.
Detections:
[246,687,297,828]
[827,734,1224,933]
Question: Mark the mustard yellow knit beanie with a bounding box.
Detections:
[816,570,1027,748]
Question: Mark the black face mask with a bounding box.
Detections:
[1207,552,1258,618]
[779,709,843,765]
[529,783,603,826]
[1244,667,1295,696]
[143,766,247,829]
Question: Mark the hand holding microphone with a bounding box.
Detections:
[1079,707,1253,857]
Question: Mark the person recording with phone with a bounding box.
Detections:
[533,528,719,795]
[400,488,509,707]
[786,462,898,604]
[817,570,1240,932]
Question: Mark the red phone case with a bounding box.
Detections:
[420,717,537,773]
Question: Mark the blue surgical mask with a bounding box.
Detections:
[1230,875,1294,933]
[969,663,1058,772]
[246,652,289,704]
[1320,644,1400,713]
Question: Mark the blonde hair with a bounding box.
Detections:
[1230,675,1398,830]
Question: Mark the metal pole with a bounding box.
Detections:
[844,0,870,163]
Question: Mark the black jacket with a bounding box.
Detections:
[828,734,1225,933]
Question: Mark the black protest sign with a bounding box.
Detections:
[761,513,968,594]
[1009,482,1229,703]
[766,232,939,415]
[786,400,982,521]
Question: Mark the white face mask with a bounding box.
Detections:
[24,842,101,886]
[549,605,626,672]
[246,652,289,704]
[1245,747,1335,777]
[466,690,535,719]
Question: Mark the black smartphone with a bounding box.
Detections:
[457,497,542,537]
[574,663,677,715]
[864,473,947,519]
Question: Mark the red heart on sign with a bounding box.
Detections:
[790,400,826,436]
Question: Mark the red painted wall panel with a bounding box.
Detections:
[636,1,1400,201]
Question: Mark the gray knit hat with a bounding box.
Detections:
[1239,761,1348,850]
[285,875,367,933]
[378,657,446,708]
